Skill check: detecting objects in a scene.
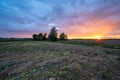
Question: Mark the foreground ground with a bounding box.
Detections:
[0,41,120,80]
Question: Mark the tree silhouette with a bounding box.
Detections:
[32,33,47,41]
[32,34,38,41]
[48,27,58,41]
[38,33,43,40]
[59,32,68,40]
[43,33,47,40]
[32,27,68,41]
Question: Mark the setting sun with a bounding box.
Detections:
[94,35,102,40]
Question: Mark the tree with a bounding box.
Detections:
[32,34,38,41]
[48,27,58,41]
[38,33,43,40]
[59,32,68,40]
[43,33,47,40]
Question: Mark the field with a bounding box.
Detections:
[0,40,120,80]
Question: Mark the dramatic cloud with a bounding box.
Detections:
[0,0,120,38]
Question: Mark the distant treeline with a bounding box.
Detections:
[0,38,32,42]
[32,27,68,41]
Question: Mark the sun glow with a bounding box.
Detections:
[68,35,103,39]
[94,35,102,40]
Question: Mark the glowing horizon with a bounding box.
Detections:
[68,36,120,39]
[0,0,120,39]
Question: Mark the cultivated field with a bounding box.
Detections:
[0,41,120,80]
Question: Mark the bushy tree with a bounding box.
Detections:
[43,33,47,40]
[32,34,38,41]
[32,27,68,41]
[38,33,43,40]
[48,27,58,41]
[59,32,68,40]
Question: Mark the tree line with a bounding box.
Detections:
[32,27,68,41]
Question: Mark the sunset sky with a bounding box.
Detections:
[0,0,120,39]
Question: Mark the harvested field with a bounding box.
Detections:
[0,41,120,80]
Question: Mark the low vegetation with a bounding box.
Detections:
[55,39,120,49]
[0,41,119,80]
[32,27,68,41]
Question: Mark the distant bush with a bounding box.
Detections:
[43,33,47,40]
[59,32,68,40]
[32,34,38,41]
[32,33,47,41]
[32,27,68,41]
[48,27,58,41]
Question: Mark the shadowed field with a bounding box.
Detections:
[0,41,120,80]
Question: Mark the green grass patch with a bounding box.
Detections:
[104,50,120,56]
[55,40,120,49]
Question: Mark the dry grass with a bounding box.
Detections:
[0,41,120,80]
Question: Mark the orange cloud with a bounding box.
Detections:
[65,19,118,39]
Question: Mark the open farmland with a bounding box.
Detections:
[0,41,120,80]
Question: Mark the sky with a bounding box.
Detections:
[0,0,120,39]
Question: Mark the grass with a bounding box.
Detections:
[104,50,120,55]
[55,40,120,49]
[0,41,120,80]
[0,63,14,71]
